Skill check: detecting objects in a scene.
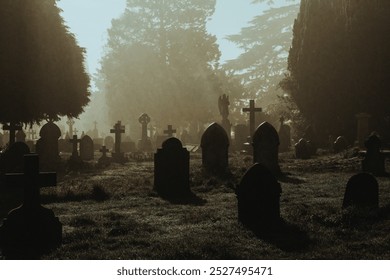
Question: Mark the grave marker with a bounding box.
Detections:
[110,121,126,163]
[242,100,262,138]
[343,173,379,209]
[3,122,22,146]
[138,113,153,151]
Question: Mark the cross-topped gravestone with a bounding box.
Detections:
[0,154,61,259]
[98,145,111,167]
[242,100,262,138]
[66,118,75,136]
[3,122,23,146]
[110,121,126,163]
[100,145,109,157]
[138,113,153,152]
[164,125,176,137]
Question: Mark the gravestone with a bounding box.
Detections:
[0,142,31,174]
[98,146,111,167]
[356,113,371,148]
[333,136,348,153]
[80,135,94,161]
[138,113,153,151]
[236,163,282,232]
[242,100,262,139]
[342,173,379,209]
[362,133,386,176]
[35,121,61,170]
[200,122,229,176]
[252,122,281,176]
[234,124,248,151]
[3,122,22,146]
[110,121,126,163]
[295,138,311,159]
[68,135,83,170]
[218,94,231,139]
[15,130,26,143]
[154,137,190,198]
[156,125,177,148]
[278,116,291,153]
[303,125,317,155]
[0,154,61,259]
[104,136,114,150]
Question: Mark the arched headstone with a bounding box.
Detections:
[295,138,311,159]
[343,173,379,209]
[36,122,61,170]
[80,135,94,161]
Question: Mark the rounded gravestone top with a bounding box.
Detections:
[162,137,183,150]
[252,122,279,146]
[200,122,229,147]
[364,133,381,150]
[39,122,61,139]
[238,163,280,194]
[343,172,379,208]
[81,135,93,142]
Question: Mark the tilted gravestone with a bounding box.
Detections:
[154,137,190,199]
[278,116,291,153]
[80,135,94,161]
[295,138,311,159]
[35,121,61,171]
[252,122,281,176]
[0,154,61,259]
[236,163,282,232]
[362,133,386,176]
[333,136,348,153]
[343,173,379,209]
[200,122,229,176]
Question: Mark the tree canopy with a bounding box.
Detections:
[281,0,390,141]
[0,0,90,125]
[97,0,242,131]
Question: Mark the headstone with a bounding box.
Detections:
[218,94,231,139]
[234,124,248,151]
[200,122,229,176]
[35,121,61,170]
[98,146,111,167]
[0,142,31,174]
[154,137,190,198]
[333,136,348,153]
[303,125,317,155]
[3,122,23,146]
[362,133,386,176]
[15,130,26,143]
[68,135,83,170]
[278,116,291,153]
[242,100,262,138]
[104,136,114,150]
[80,135,94,161]
[252,122,281,176]
[0,154,61,259]
[356,113,371,148]
[236,163,282,232]
[295,138,311,159]
[342,173,379,209]
[138,113,153,152]
[110,121,127,163]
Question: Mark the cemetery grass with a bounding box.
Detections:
[4,152,390,260]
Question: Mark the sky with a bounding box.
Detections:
[57,0,268,77]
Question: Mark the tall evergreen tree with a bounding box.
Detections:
[0,0,90,125]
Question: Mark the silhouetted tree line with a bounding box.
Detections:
[281,0,390,142]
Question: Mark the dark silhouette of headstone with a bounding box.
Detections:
[68,135,83,170]
[138,113,153,151]
[236,163,282,233]
[110,121,127,163]
[234,124,248,151]
[104,136,114,150]
[154,138,190,199]
[218,94,231,139]
[35,121,61,171]
[278,116,291,153]
[0,154,61,259]
[303,125,317,155]
[98,146,111,167]
[295,138,311,159]
[362,133,386,176]
[15,130,26,143]
[200,122,229,176]
[0,142,31,174]
[342,173,379,209]
[80,135,94,161]
[252,122,281,176]
[3,122,22,146]
[333,136,348,153]
[242,100,262,138]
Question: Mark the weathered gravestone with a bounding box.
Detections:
[15,130,26,143]
[80,135,94,161]
[278,116,291,153]
[138,113,153,152]
[252,122,281,177]
[0,142,30,174]
[333,136,348,153]
[154,137,190,199]
[35,121,61,171]
[0,154,61,259]
[200,122,229,176]
[295,138,311,159]
[110,121,127,163]
[98,145,111,167]
[234,124,248,151]
[362,133,386,176]
[236,163,282,232]
[342,173,379,209]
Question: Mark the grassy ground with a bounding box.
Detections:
[1,151,390,259]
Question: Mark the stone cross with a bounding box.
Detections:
[110,121,125,154]
[164,125,176,137]
[69,135,81,157]
[3,122,23,146]
[138,113,151,141]
[66,118,75,136]
[100,145,109,157]
[242,100,262,138]
[5,154,56,208]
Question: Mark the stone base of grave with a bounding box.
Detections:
[0,205,62,259]
[97,156,111,167]
[112,152,127,164]
[138,139,153,152]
